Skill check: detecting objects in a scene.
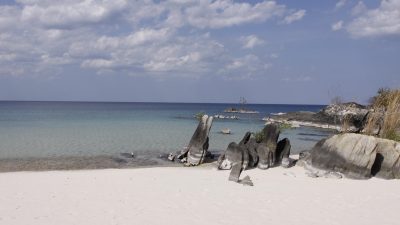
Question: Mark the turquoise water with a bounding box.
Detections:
[0,101,334,160]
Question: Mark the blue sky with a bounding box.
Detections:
[0,0,399,104]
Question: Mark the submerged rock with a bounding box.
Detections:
[305,133,400,179]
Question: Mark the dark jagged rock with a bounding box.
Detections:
[276,138,291,164]
[256,124,280,169]
[305,133,400,179]
[178,115,213,166]
[276,138,292,168]
[217,132,253,183]
[218,126,296,185]
[245,137,259,167]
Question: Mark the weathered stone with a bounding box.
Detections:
[167,153,175,161]
[275,138,291,166]
[256,124,280,169]
[179,115,213,166]
[245,137,259,168]
[218,132,255,182]
[309,133,400,179]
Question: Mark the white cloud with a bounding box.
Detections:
[184,0,287,29]
[335,0,347,9]
[0,0,305,78]
[240,35,265,49]
[20,0,128,29]
[347,0,400,38]
[282,10,306,24]
[351,1,367,16]
[332,20,344,31]
[220,54,270,80]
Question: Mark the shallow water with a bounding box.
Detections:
[0,101,335,169]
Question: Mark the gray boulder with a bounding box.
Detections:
[308,133,400,179]
[178,115,213,166]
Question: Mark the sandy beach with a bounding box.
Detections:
[1,165,399,225]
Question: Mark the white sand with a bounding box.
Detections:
[1,165,400,225]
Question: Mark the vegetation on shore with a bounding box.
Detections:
[361,88,400,142]
[195,111,205,121]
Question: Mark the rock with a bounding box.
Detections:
[179,115,213,166]
[281,157,295,168]
[238,175,253,186]
[266,102,369,132]
[167,153,175,161]
[256,124,280,169]
[309,133,400,179]
[218,132,253,182]
[299,150,310,159]
[324,172,343,179]
[275,138,291,166]
[245,137,259,167]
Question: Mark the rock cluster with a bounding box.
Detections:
[217,124,293,184]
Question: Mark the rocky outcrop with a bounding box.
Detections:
[300,133,400,179]
[265,102,369,132]
[218,124,293,184]
[178,115,213,166]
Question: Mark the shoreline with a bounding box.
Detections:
[0,154,185,173]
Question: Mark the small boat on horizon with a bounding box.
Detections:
[223,97,259,114]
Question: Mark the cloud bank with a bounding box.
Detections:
[0,0,306,78]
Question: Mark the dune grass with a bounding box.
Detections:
[365,88,400,141]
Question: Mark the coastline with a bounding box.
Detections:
[1,165,399,225]
[0,154,186,173]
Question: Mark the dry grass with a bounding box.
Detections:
[365,88,400,141]
[341,114,351,132]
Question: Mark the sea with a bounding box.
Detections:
[0,101,335,170]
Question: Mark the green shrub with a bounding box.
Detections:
[195,111,205,121]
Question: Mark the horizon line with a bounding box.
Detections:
[0,99,328,106]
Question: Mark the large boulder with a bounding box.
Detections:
[178,115,213,166]
[307,133,400,179]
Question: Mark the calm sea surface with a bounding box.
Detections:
[0,101,334,167]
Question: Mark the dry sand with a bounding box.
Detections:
[1,165,399,225]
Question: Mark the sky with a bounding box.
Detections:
[0,0,399,104]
